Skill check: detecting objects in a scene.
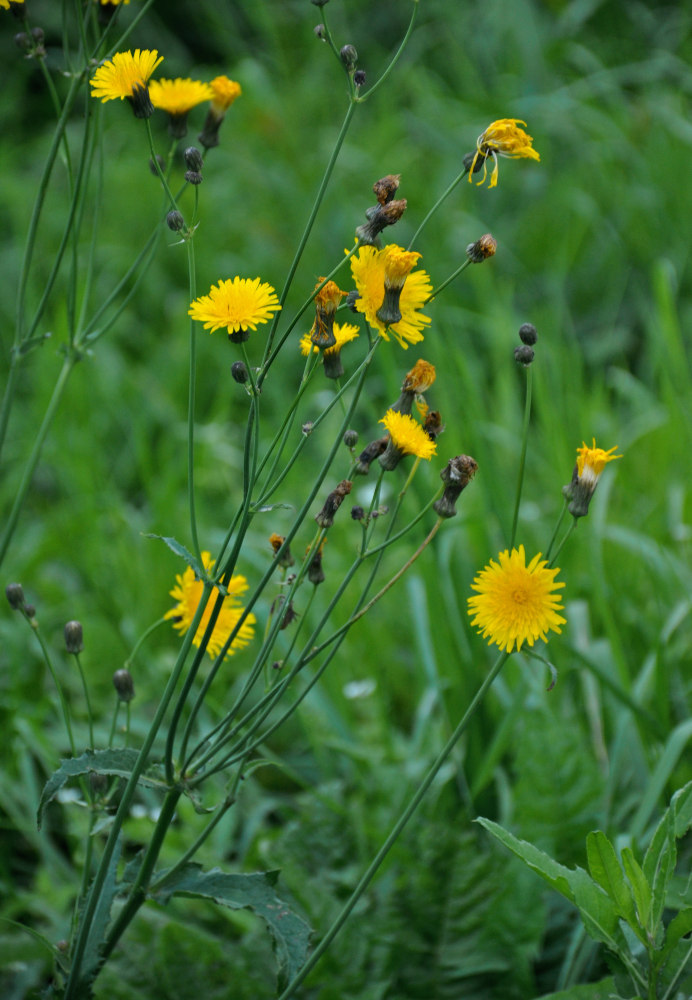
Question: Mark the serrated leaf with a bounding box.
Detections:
[477,818,622,951]
[151,864,311,990]
[621,846,652,934]
[37,749,167,829]
[586,832,637,927]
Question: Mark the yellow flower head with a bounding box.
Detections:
[164,552,256,659]
[96,0,130,5]
[382,246,421,289]
[576,439,622,483]
[300,322,360,357]
[149,77,213,115]
[90,49,163,103]
[469,119,540,189]
[314,279,345,314]
[350,244,432,349]
[468,545,565,654]
[379,409,437,461]
[402,358,436,394]
[1,0,25,8]
[210,75,242,115]
[189,277,281,338]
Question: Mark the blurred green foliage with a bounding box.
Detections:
[1,0,691,996]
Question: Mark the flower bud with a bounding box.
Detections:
[166,210,185,232]
[24,604,36,619]
[465,234,497,262]
[302,421,314,436]
[184,147,204,172]
[269,532,295,569]
[340,45,358,71]
[307,541,326,586]
[113,668,135,703]
[5,582,25,609]
[351,505,365,521]
[519,322,538,346]
[231,360,249,384]
[343,429,359,449]
[354,69,366,87]
[64,620,84,654]
[514,345,535,367]
[314,23,326,40]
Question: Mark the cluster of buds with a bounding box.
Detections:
[5,582,36,620]
[184,146,204,185]
[514,322,538,367]
[14,26,45,59]
[355,174,407,247]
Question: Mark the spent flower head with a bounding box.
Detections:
[350,244,431,349]
[468,119,540,189]
[189,277,281,342]
[468,545,565,653]
[164,552,255,659]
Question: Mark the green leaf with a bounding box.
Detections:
[671,780,692,838]
[37,748,167,828]
[643,811,676,928]
[586,832,637,926]
[477,819,622,951]
[621,846,652,934]
[151,864,312,990]
[532,977,619,999]
[661,907,692,962]
[143,535,230,594]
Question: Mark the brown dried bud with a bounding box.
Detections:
[269,533,295,569]
[465,233,497,263]
[315,480,352,528]
[373,174,401,205]
[433,455,478,518]
[355,436,388,475]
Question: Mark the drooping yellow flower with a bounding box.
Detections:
[189,277,281,340]
[210,75,242,114]
[350,244,432,349]
[467,545,565,654]
[150,77,213,115]
[90,49,163,104]
[563,439,622,518]
[300,322,360,357]
[165,552,256,660]
[402,358,436,394]
[379,409,437,461]
[469,119,540,189]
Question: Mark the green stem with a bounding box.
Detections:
[64,593,208,998]
[0,355,77,570]
[407,167,469,251]
[425,258,472,303]
[356,0,420,103]
[186,234,202,566]
[276,652,510,1000]
[549,518,578,567]
[509,365,533,550]
[73,653,94,750]
[31,620,76,756]
[545,501,568,562]
[124,616,168,669]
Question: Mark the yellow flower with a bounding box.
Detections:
[300,322,360,357]
[563,438,622,518]
[164,552,256,660]
[90,49,163,103]
[189,277,281,340]
[150,77,213,115]
[469,119,540,189]
[468,545,565,653]
[96,0,130,5]
[350,244,432,349]
[1,0,25,8]
[379,409,437,461]
[210,75,242,114]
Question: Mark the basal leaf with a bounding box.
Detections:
[151,864,312,990]
[37,748,166,829]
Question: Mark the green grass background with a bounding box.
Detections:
[1,0,691,997]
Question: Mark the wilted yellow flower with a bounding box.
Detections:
[563,439,622,518]
[402,359,436,394]
[210,75,242,114]
[468,545,565,653]
[469,119,540,189]
[165,552,256,659]
[350,244,432,349]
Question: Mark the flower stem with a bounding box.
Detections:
[276,651,510,999]
[407,166,469,251]
[186,232,202,566]
[509,364,533,550]
[73,653,94,750]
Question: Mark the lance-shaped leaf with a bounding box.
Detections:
[151,864,312,990]
[38,748,166,828]
[586,831,638,929]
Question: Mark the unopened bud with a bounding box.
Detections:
[351,505,365,521]
[354,69,366,87]
[466,234,497,262]
[302,421,314,436]
[64,620,84,654]
[6,582,25,609]
[343,429,359,449]
[166,210,185,232]
[184,147,204,172]
[519,323,538,346]
[314,24,326,40]
[24,604,36,619]
[514,345,535,367]
[113,668,135,703]
[231,360,249,384]
[340,45,358,71]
